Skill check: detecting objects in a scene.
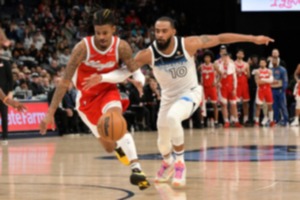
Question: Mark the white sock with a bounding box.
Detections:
[295,116,299,122]
[268,111,274,121]
[163,154,174,165]
[174,150,184,163]
[254,117,259,123]
[130,162,141,170]
[116,133,138,161]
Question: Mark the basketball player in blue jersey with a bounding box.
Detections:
[83,16,274,187]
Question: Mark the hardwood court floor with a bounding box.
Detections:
[1,127,300,200]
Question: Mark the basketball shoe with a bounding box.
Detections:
[130,168,151,190]
[291,118,299,127]
[155,160,174,183]
[172,161,186,188]
[114,147,130,166]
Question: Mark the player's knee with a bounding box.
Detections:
[172,135,184,146]
[157,139,172,155]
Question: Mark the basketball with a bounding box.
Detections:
[97,111,127,141]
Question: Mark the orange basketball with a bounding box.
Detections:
[97,111,127,141]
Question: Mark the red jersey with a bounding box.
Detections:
[73,36,120,97]
[235,61,248,85]
[200,63,215,87]
[257,68,272,89]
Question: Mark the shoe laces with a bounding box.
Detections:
[174,162,185,179]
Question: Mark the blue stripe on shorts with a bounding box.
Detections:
[180,96,193,102]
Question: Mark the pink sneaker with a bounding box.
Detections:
[172,161,186,187]
[155,160,174,183]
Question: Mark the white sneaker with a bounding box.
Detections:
[155,160,174,183]
[290,119,299,127]
[172,161,186,188]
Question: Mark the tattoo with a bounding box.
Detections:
[49,41,87,114]
[119,40,139,72]
[200,35,211,44]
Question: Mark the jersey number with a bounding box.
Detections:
[169,66,187,79]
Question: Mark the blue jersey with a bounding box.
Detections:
[271,66,288,90]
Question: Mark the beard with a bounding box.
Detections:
[156,37,172,51]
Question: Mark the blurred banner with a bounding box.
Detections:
[241,0,300,11]
[0,101,54,132]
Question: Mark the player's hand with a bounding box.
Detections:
[39,112,55,135]
[127,78,144,97]
[82,73,102,90]
[253,36,274,45]
[12,100,27,112]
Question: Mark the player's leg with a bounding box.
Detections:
[220,87,229,127]
[254,88,262,127]
[101,104,150,190]
[210,87,220,127]
[155,105,175,183]
[229,91,241,127]
[168,87,202,187]
[242,84,251,124]
[265,88,275,127]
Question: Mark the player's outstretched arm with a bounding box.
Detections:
[185,33,274,55]
[39,41,87,135]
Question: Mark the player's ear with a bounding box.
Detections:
[173,28,177,35]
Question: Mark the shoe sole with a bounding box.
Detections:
[172,181,186,188]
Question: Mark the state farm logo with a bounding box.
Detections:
[84,60,116,70]
[5,110,46,125]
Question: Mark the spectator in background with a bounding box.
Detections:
[33,29,45,50]
[58,47,71,66]
[248,54,259,125]
[142,77,161,130]
[29,72,45,97]
[268,48,287,68]
[271,57,289,126]
[14,79,32,99]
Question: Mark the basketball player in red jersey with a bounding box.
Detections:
[39,9,150,190]
[291,63,300,126]
[198,50,220,127]
[215,52,242,128]
[254,57,275,127]
[234,49,250,124]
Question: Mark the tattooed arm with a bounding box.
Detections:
[118,39,151,72]
[40,41,87,134]
[184,34,274,56]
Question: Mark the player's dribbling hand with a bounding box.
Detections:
[39,113,55,135]
[82,73,102,90]
[253,36,275,45]
[13,101,27,112]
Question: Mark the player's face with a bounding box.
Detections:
[259,60,267,68]
[204,55,211,63]
[236,51,244,59]
[94,24,116,49]
[154,21,176,51]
